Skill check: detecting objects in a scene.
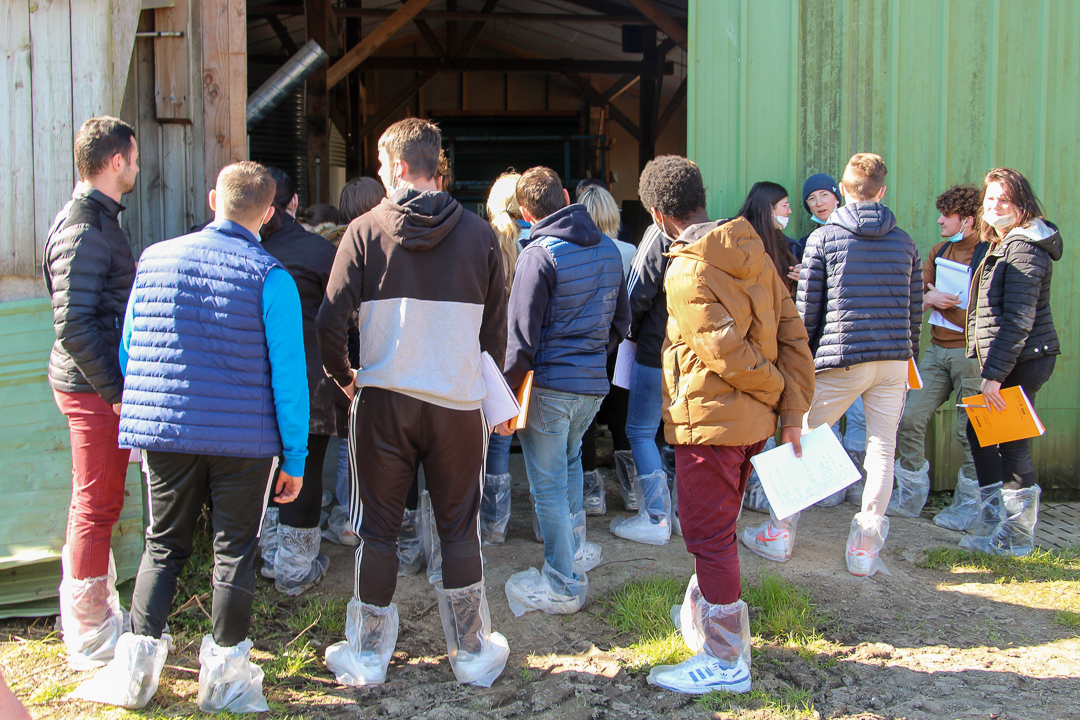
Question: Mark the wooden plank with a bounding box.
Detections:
[202,0,235,182]
[564,73,642,142]
[656,76,687,135]
[625,0,688,50]
[307,0,330,204]
[29,0,75,274]
[0,2,34,276]
[355,69,439,142]
[154,0,193,121]
[134,14,166,253]
[161,124,192,239]
[226,0,247,164]
[326,0,434,89]
[110,1,142,112]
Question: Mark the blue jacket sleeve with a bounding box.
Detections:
[119,290,135,377]
[502,246,556,390]
[796,229,827,353]
[263,267,310,477]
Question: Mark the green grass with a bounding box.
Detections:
[741,572,818,646]
[263,638,318,684]
[918,546,1080,583]
[695,686,815,718]
[1053,610,1080,629]
[600,575,692,669]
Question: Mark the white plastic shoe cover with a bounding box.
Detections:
[742,438,775,512]
[421,491,444,585]
[571,510,603,573]
[324,599,399,686]
[504,562,587,617]
[68,632,169,708]
[583,469,607,516]
[959,485,1040,557]
[322,504,361,547]
[275,525,329,596]
[610,470,671,545]
[886,458,931,517]
[59,545,125,670]
[846,512,891,577]
[739,509,798,563]
[480,473,513,546]
[933,471,980,531]
[613,450,638,511]
[259,507,280,579]
[397,505,427,576]
[196,636,269,713]
[676,574,705,653]
[844,478,865,505]
[434,580,510,687]
[671,478,682,537]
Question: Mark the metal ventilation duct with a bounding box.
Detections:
[246,40,329,130]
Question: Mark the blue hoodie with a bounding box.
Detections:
[503,203,631,395]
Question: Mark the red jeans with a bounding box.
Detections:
[54,390,129,580]
[675,440,767,605]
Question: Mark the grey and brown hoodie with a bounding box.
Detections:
[317,189,507,411]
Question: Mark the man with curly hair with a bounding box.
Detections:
[890,185,988,525]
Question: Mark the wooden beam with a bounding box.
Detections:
[563,73,641,142]
[602,74,638,101]
[457,0,500,57]
[332,9,654,24]
[655,77,686,135]
[202,0,247,187]
[413,19,446,58]
[355,69,439,142]
[625,0,687,50]
[326,0,433,89]
[306,0,330,204]
[265,13,298,55]
[355,57,675,74]
[154,0,192,121]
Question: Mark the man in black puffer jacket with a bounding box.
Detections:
[746,153,921,578]
[42,116,138,669]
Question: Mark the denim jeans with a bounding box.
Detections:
[625,361,664,476]
[517,387,603,581]
[486,430,513,476]
[842,397,867,452]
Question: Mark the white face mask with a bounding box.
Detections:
[774,214,790,230]
[984,208,1016,230]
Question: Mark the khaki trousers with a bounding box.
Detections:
[803,361,908,516]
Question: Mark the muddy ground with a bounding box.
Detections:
[5,444,1079,719]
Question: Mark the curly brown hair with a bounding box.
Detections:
[935,185,982,220]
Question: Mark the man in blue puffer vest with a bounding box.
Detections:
[500,166,631,616]
[74,162,309,712]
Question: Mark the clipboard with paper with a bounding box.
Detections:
[928,257,971,333]
[750,425,862,519]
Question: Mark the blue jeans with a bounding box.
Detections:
[486,430,513,475]
[625,361,664,476]
[843,397,867,452]
[517,387,603,581]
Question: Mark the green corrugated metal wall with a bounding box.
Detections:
[0,299,144,617]
[688,0,1080,493]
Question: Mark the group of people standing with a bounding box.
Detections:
[40,113,1059,710]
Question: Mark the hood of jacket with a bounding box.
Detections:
[667,217,767,281]
[529,203,603,247]
[373,188,463,251]
[1002,218,1063,261]
[827,201,899,239]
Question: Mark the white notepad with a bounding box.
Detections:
[480,351,521,426]
[750,424,862,519]
[928,257,971,333]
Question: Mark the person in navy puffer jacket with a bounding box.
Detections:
[742,153,922,578]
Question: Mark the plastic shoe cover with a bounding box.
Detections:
[613,450,638,511]
[846,512,891,577]
[259,507,280,579]
[274,525,329,596]
[322,504,361,547]
[59,545,125,670]
[68,632,169,708]
[321,489,335,508]
[649,589,752,694]
[959,485,1040,557]
[671,479,682,537]
[324,599,399,686]
[435,580,509,687]
[196,636,269,713]
[571,510,603,573]
[583,469,607,516]
[742,474,772,513]
[396,506,427,576]
[530,495,544,542]
[933,471,980,531]
[844,478,865,505]
[739,509,799,563]
[962,481,1004,538]
[661,444,677,478]
[611,470,672,545]
[421,491,444,585]
[887,458,931,517]
[504,562,587,617]
[480,473,513,545]
[816,487,847,507]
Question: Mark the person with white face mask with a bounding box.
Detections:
[959,168,1061,557]
[736,181,798,295]
[890,186,988,524]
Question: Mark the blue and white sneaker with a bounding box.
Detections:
[647,652,751,695]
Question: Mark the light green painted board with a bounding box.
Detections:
[689,0,1080,492]
[0,298,144,611]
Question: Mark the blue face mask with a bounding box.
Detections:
[810,215,828,225]
[947,230,964,243]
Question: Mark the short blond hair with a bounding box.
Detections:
[842,152,888,201]
[578,185,621,238]
[216,161,275,225]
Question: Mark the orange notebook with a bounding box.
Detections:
[962,386,1045,446]
[908,358,923,390]
[508,371,534,431]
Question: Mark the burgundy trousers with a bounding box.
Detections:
[54,390,129,580]
[675,440,767,605]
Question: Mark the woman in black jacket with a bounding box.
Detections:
[960,168,1061,557]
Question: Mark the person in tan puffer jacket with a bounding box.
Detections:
[642,156,814,697]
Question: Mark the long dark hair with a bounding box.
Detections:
[979,167,1044,243]
[260,166,295,237]
[737,181,796,292]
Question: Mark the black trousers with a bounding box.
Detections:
[130,451,274,647]
[348,387,485,606]
[271,433,329,528]
[967,355,1056,489]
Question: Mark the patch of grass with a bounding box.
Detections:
[696,686,815,718]
[1054,610,1080,629]
[263,638,318,684]
[742,572,818,646]
[600,576,693,670]
[918,546,1080,583]
[517,665,534,682]
[28,680,77,705]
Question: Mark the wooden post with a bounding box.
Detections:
[202,0,248,194]
[306,0,330,205]
[155,0,193,121]
[638,26,658,171]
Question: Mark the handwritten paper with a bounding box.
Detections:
[929,257,971,332]
[480,351,521,426]
[612,339,637,389]
[750,424,862,519]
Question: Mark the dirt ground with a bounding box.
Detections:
[5,446,1080,719]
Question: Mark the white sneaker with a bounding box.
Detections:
[611,514,671,545]
[647,652,751,695]
[846,544,877,577]
[739,521,792,562]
